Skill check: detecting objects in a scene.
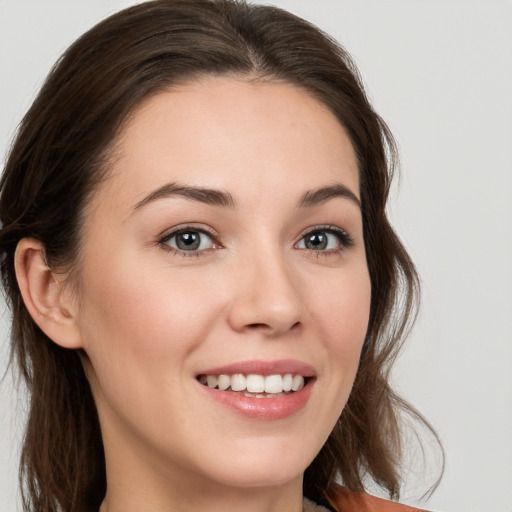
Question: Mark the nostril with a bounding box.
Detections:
[247,323,268,329]
[247,321,301,331]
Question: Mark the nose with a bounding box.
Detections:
[227,249,303,337]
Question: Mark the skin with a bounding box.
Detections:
[16,78,371,512]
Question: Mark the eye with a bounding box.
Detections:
[161,228,215,253]
[296,227,352,252]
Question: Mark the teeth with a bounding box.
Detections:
[230,373,246,392]
[201,373,307,394]
[206,375,218,388]
[292,375,304,391]
[217,374,230,391]
[264,374,283,394]
[246,374,265,393]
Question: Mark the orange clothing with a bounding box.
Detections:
[328,485,429,512]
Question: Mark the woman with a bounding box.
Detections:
[0,1,441,511]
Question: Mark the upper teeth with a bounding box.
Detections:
[200,374,305,393]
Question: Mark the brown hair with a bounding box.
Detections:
[0,1,441,511]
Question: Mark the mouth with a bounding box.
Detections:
[196,373,311,398]
[195,360,316,419]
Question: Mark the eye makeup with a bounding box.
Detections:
[157,221,354,259]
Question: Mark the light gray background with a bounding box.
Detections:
[1,1,511,511]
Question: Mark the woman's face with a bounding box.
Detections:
[74,78,371,492]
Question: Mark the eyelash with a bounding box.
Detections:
[158,224,353,258]
[158,225,220,257]
[297,225,354,257]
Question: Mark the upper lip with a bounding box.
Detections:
[197,359,316,377]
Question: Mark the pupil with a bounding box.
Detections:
[306,233,327,250]
[177,232,200,250]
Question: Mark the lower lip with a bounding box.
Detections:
[199,380,314,420]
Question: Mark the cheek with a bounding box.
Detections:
[311,266,371,387]
[76,258,221,400]
[316,266,371,341]
[81,256,213,341]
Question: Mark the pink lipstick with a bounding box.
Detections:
[196,359,316,420]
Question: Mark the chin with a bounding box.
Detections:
[208,464,304,490]
[194,438,317,490]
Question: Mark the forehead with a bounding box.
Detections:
[95,77,360,214]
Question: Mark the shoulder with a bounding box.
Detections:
[327,485,430,512]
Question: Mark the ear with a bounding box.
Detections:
[14,238,83,349]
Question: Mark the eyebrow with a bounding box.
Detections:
[133,182,236,211]
[298,183,361,209]
[132,181,360,212]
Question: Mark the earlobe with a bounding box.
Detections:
[14,238,83,349]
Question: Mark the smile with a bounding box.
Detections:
[198,373,306,397]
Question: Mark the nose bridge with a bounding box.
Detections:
[228,238,303,335]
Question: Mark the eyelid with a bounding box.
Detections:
[159,223,218,240]
[158,223,221,254]
[296,225,354,250]
[156,223,353,257]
